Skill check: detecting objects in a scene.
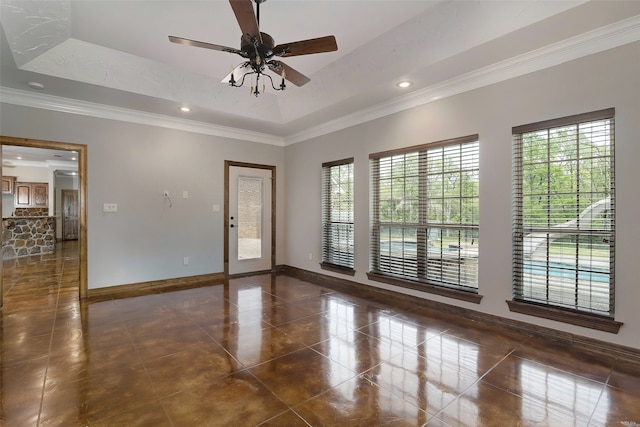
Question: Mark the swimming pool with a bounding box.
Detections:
[523,259,609,282]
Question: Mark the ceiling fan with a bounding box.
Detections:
[169,0,338,96]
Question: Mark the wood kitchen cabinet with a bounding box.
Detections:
[2,176,16,194]
[14,182,49,208]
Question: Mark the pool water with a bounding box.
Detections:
[523,259,609,282]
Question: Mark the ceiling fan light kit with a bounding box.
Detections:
[169,0,338,97]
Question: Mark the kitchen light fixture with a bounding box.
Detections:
[396,81,413,88]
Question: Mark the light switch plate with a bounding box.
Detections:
[103,203,118,213]
[212,204,220,212]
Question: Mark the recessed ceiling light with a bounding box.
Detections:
[27,81,45,90]
[16,156,22,160]
[396,81,413,89]
[179,106,191,112]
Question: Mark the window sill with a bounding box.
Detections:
[506,300,623,333]
[367,272,482,304]
[320,262,356,276]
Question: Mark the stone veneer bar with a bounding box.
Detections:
[2,208,56,259]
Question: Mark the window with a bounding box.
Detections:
[511,109,616,323]
[321,158,355,274]
[369,135,479,299]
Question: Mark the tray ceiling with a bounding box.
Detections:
[1,1,639,144]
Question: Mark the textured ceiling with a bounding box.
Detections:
[1,0,639,144]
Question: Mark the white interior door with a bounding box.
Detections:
[228,166,272,275]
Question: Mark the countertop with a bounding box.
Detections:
[3,216,58,219]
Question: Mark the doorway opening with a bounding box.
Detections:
[224,161,276,277]
[1,136,87,307]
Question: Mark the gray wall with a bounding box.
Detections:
[1,41,638,350]
[0,107,286,288]
[284,42,640,350]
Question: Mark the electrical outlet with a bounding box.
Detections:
[183,257,189,265]
[308,252,313,260]
[182,190,189,199]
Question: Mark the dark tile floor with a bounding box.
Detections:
[2,242,640,426]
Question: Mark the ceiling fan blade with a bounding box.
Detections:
[229,0,262,44]
[169,36,245,56]
[273,35,337,57]
[268,60,310,87]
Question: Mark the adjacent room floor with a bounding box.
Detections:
[2,243,639,426]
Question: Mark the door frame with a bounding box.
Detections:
[224,161,276,277]
[0,136,88,307]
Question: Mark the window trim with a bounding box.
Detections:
[369,134,481,297]
[506,300,622,333]
[321,157,355,275]
[512,108,614,134]
[510,108,618,329]
[367,271,482,304]
[320,262,356,276]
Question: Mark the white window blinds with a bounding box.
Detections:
[370,135,479,291]
[321,158,355,272]
[512,108,615,317]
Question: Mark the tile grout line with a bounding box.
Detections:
[586,367,613,426]
[36,257,65,426]
[118,307,176,427]
[85,308,160,425]
[428,346,519,423]
[8,268,634,426]
[244,362,315,426]
[197,327,310,427]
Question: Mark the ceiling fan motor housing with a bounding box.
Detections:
[242,32,275,71]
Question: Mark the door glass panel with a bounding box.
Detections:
[237,175,263,260]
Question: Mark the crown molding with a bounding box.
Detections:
[0,87,285,146]
[1,15,638,147]
[284,14,640,145]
